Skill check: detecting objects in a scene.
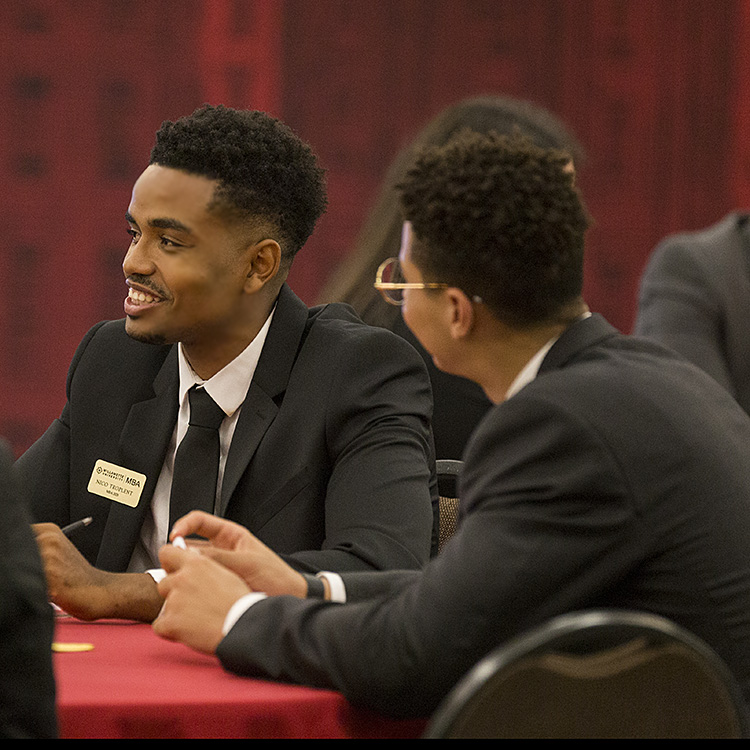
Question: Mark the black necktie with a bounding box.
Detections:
[169,385,226,532]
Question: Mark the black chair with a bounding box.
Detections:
[424,609,750,738]
[436,459,462,554]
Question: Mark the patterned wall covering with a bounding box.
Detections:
[0,0,747,456]
[0,0,282,454]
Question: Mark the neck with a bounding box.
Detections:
[475,329,560,404]
[183,298,276,380]
[469,302,588,403]
[182,338,254,380]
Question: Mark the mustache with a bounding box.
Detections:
[126,275,169,299]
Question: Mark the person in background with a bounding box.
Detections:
[0,441,56,738]
[318,95,585,460]
[635,212,750,415]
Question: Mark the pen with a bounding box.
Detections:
[61,516,93,537]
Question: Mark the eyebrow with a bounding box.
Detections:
[125,211,194,235]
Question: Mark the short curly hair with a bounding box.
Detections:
[149,104,327,264]
[398,130,590,326]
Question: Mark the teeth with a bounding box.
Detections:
[128,288,159,304]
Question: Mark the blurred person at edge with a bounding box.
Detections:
[318,96,585,460]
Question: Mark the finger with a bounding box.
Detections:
[31,522,62,539]
[197,548,270,589]
[169,511,235,541]
[158,543,189,573]
[184,538,210,550]
[152,609,179,642]
[197,546,249,571]
[170,512,253,550]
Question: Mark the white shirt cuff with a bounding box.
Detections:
[318,571,346,602]
[220,573,346,637]
[147,568,167,583]
[222,592,269,636]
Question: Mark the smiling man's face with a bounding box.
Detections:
[122,164,252,352]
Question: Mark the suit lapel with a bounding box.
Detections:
[218,285,311,514]
[96,346,179,571]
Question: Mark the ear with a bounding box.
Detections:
[243,239,282,293]
[445,288,476,340]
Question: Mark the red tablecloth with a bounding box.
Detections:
[53,618,427,739]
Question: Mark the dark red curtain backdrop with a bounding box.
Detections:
[1,0,748,456]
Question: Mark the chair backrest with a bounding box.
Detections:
[436,459,462,554]
[424,609,750,738]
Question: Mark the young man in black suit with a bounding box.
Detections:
[152,131,750,717]
[19,105,435,623]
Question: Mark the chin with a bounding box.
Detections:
[125,320,168,346]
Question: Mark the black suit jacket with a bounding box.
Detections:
[0,442,57,738]
[217,315,750,717]
[17,284,436,574]
[635,212,750,414]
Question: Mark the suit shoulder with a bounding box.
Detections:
[649,213,747,268]
[83,318,136,345]
[307,302,422,358]
[70,319,173,378]
[514,335,723,429]
[78,319,167,353]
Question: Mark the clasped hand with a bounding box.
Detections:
[152,511,307,654]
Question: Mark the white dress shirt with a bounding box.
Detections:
[128,310,275,573]
[505,313,591,400]
[504,337,558,401]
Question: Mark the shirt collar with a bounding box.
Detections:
[505,336,558,400]
[505,312,592,400]
[178,307,276,417]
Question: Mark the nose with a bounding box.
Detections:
[122,236,155,278]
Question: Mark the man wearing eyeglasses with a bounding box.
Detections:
[152,131,750,717]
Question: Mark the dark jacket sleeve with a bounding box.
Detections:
[282,324,437,573]
[635,238,735,394]
[217,395,639,718]
[0,442,57,738]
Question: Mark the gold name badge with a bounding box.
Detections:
[87,460,146,507]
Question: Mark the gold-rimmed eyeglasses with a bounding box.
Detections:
[374,257,448,306]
